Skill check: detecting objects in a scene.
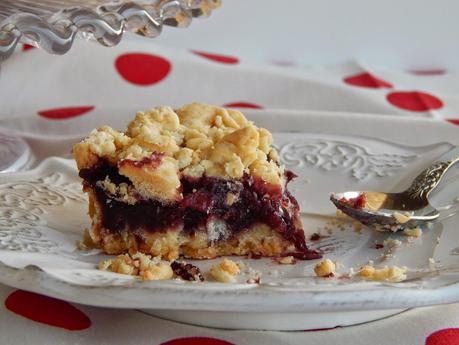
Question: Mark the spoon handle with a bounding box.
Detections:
[406,146,459,201]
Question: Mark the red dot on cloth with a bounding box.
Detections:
[115,53,171,86]
[387,91,443,112]
[191,50,239,64]
[223,102,263,109]
[5,290,91,331]
[161,337,234,345]
[22,44,35,51]
[426,328,459,345]
[447,119,459,126]
[343,72,393,88]
[409,69,446,76]
[37,106,94,120]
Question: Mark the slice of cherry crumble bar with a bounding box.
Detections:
[73,103,320,260]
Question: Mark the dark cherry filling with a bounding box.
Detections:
[80,159,320,259]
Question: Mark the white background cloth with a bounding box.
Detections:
[152,0,459,69]
[0,34,459,344]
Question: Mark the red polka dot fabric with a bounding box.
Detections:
[223,102,263,109]
[37,106,94,120]
[426,328,459,345]
[161,337,234,345]
[3,41,455,125]
[22,44,35,52]
[5,290,91,331]
[115,53,171,86]
[386,91,443,112]
[343,72,393,89]
[191,50,239,64]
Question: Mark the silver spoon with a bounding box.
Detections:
[330,146,459,232]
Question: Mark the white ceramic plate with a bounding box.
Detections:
[1,110,459,330]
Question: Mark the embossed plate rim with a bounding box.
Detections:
[0,142,458,312]
[2,260,459,313]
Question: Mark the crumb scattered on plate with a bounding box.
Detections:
[276,256,296,265]
[314,259,336,278]
[383,237,402,250]
[171,261,204,282]
[357,265,407,283]
[209,258,240,283]
[403,227,422,238]
[98,253,173,281]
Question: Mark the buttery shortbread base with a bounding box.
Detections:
[90,225,295,260]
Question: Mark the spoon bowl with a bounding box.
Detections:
[330,147,459,232]
[330,191,439,232]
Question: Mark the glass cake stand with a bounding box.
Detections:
[0,0,220,61]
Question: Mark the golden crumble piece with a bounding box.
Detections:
[383,237,402,250]
[393,212,411,224]
[209,258,240,283]
[98,253,173,281]
[403,227,422,238]
[140,262,174,281]
[277,256,296,265]
[314,259,336,277]
[358,265,407,283]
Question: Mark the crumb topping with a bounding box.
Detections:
[73,103,283,202]
[209,258,240,283]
